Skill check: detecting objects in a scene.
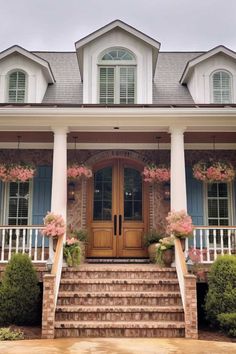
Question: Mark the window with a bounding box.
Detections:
[8,71,26,103]
[206,183,230,227]
[99,48,136,104]
[212,70,232,104]
[6,181,31,226]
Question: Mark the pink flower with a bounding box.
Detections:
[166,210,193,238]
[67,164,92,179]
[42,212,66,237]
[142,164,170,183]
[0,163,35,182]
[193,160,235,183]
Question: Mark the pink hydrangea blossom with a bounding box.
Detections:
[42,212,66,237]
[67,164,92,179]
[166,210,193,238]
[142,164,170,183]
[193,160,235,183]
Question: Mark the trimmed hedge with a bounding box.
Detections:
[205,255,236,325]
[217,313,236,337]
[0,253,40,326]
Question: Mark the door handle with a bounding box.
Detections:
[119,215,122,236]
[114,215,117,236]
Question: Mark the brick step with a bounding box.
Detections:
[57,291,182,306]
[55,305,184,321]
[59,278,179,292]
[62,266,177,279]
[54,320,185,338]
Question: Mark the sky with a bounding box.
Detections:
[0,0,236,52]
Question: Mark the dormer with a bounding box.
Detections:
[75,20,160,104]
[0,45,55,103]
[180,46,236,104]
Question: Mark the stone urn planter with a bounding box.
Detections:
[147,243,159,263]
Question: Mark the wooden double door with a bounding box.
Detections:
[87,159,148,258]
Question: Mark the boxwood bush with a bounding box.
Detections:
[205,255,236,325]
[217,313,236,337]
[0,253,40,326]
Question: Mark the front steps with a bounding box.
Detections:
[54,264,185,338]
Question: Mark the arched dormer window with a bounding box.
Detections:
[211,70,232,104]
[8,70,26,103]
[98,48,136,104]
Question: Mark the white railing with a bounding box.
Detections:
[186,226,236,263]
[0,226,49,263]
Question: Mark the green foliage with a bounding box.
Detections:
[63,243,81,267]
[144,229,164,247]
[205,255,236,325]
[0,253,40,326]
[217,313,236,337]
[74,229,88,243]
[0,327,24,341]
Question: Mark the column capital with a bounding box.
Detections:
[51,126,69,135]
[168,125,186,135]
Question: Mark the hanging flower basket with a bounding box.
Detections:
[0,163,36,182]
[142,164,170,183]
[193,160,235,183]
[42,212,66,238]
[166,210,194,239]
[67,164,92,180]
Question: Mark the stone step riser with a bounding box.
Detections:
[57,296,182,306]
[61,271,177,279]
[59,283,179,292]
[55,328,185,338]
[55,312,184,322]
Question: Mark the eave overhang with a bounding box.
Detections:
[0,45,55,83]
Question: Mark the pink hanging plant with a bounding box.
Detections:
[67,164,92,179]
[142,164,170,183]
[193,160,235,183]
[166,210,193,238]
[0,163,36,182]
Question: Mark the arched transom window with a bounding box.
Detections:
[8,71,26,103]
[212,70,232,104]
[99,48,136,104]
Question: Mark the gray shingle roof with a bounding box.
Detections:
[33,51,204,105]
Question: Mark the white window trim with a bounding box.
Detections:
[3,180,33,226]
[6,69,28,104]
[210,69,233,104]
[203,182,234,227]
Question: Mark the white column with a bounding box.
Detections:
[49,127,68,259]
[51,127,68,219]
[169,126,187,211]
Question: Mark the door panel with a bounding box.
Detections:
[87,159,148,258]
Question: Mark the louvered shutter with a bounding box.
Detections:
[120,67,135,104]
[99,67,114,104]
[213,71,231,104]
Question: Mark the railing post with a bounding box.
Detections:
[42,274,56,339]
[184,274,198,339]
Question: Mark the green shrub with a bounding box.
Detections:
[217,313,236,337]
[205,255,236,325]
[144,229,164,247]
[0,253,40,326]
[0,327,24,341]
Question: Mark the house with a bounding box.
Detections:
[0,19,236,339]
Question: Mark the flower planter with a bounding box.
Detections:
[147,243,159,263]
[162,248,174,267]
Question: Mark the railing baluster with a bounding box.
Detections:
[220,229,224,255]
[22,229,26,254]
[29,229,32,259]
[213,229,217,261]
[16,228,19,253]
[206,229,210,263]
[1,229,5,261]
[8,229,12,261]
[34,229,38,261]
[41,231,45,261]
[228,229,232,255]
[200,229,203,262]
